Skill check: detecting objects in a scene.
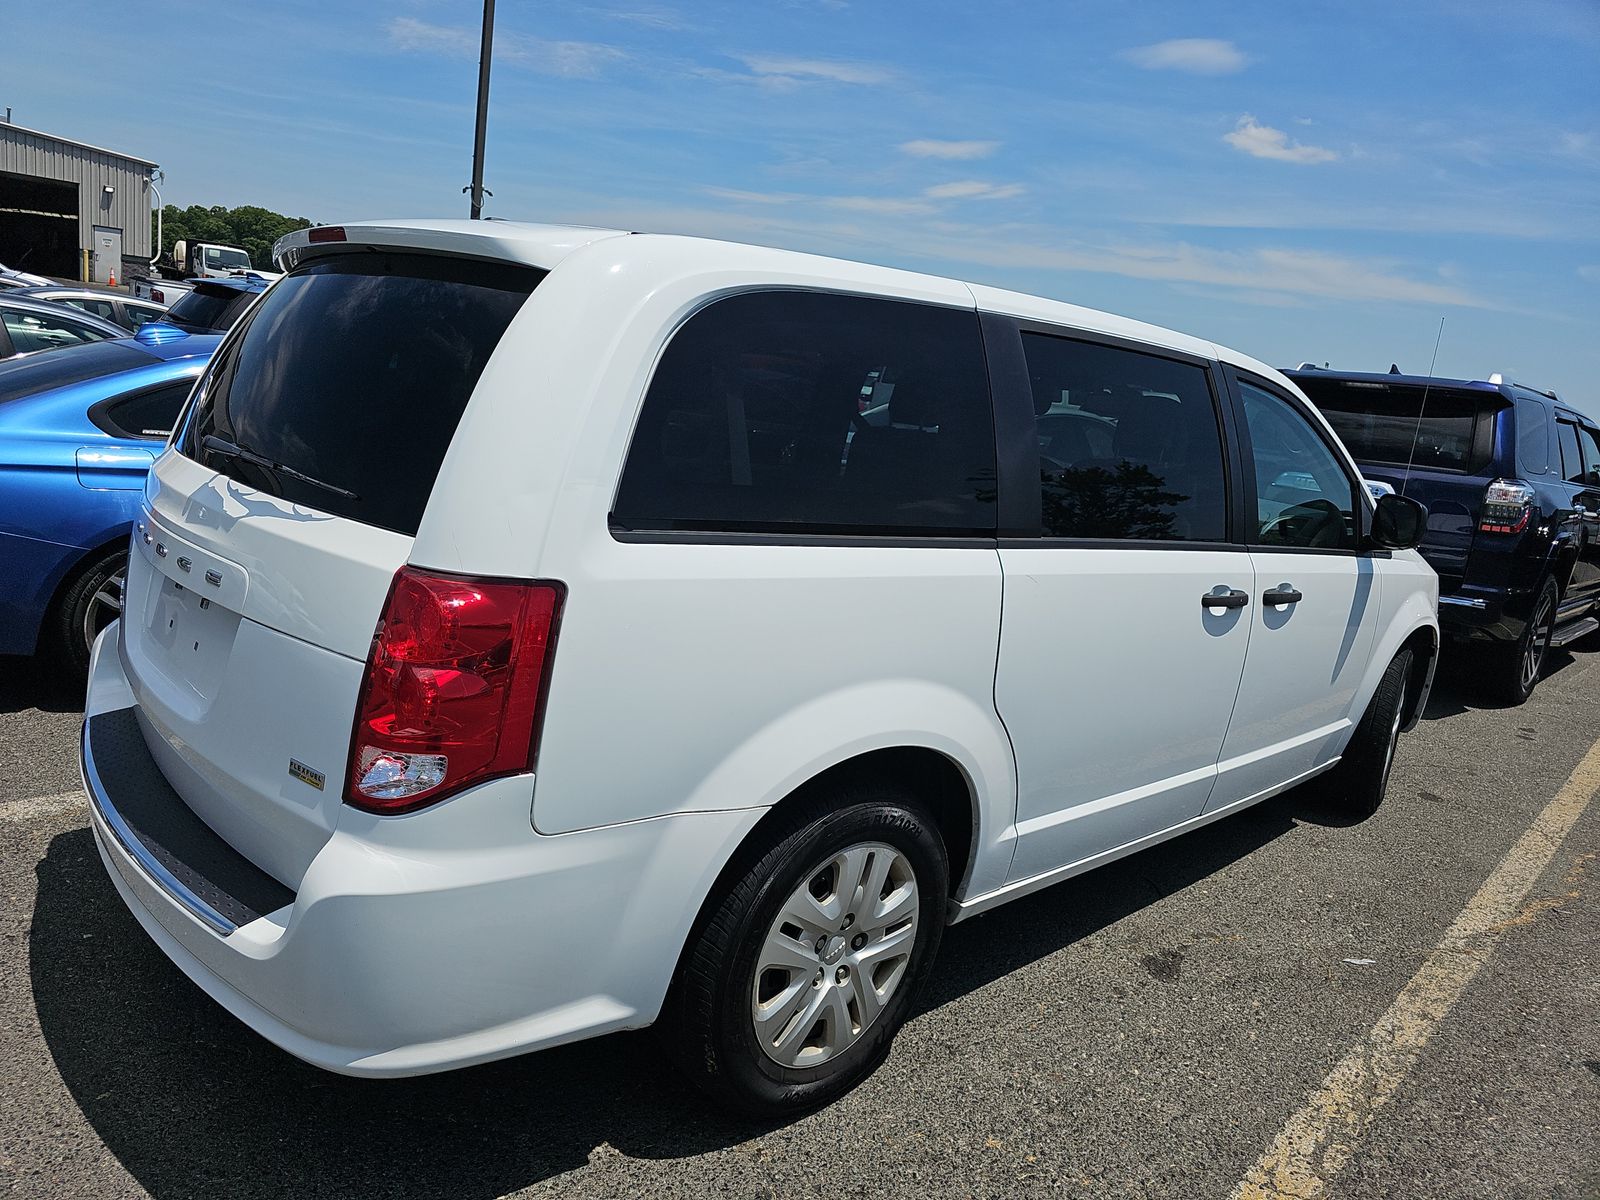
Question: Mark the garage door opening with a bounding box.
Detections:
[0,172,78,279]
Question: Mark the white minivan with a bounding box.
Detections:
[82,220,1439,1111]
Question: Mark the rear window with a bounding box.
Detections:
[0,339,152,401]
[180,251,541,536]
[612,290,996,536]
[1297,380,1496,473]
[161,285,256,333]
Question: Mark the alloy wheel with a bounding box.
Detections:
[1521,591,1555,693]
[81,564,125,655]
[751,842,919,1068]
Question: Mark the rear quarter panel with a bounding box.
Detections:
[413,238,1018,898]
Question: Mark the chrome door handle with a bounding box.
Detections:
[1263,585,1303,606]
[1201,588,1249,610]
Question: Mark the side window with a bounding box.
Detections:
[2,310,107,354]
[1238,380,1359,550]
[1020,332,1228,541]
[94,382,192,440]
[125,303,165,329]
[65,297,118,322]
[1515,398,1552,476]
[613,291,996,535]
[1558,420,1585,485]
[1577,425,1600,487]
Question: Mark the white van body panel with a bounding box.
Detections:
[82,219,1440,1078]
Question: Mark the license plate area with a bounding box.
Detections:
[139,574,242,710]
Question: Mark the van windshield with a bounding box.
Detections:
[180,251,543,535]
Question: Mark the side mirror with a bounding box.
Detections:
[1371,493,1427,550]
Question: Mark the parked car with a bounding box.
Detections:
[0,262,53,289]
[81,220,1437,1114]
[0,327,217,669]
[149,276,270,334]
[0,294,124,360]
[8,285,169,331]
[1289,366,1600,702]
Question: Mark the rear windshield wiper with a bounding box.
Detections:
[202,433,359,501]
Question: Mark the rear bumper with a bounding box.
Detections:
[1437,585,1534,644]
[82,626,764,1077]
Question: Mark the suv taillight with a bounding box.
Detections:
[1478,478,1536,535]
[345,567,564,814]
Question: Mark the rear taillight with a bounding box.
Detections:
[345,567,564,814]
[1478,478,1536,535]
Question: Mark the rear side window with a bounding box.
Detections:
[1019,332,1228,542]
[1306,382,1494,473]
[1515,397,1552,476]
[181,251,542,536]
[613,291,995,536]
[91,381,193,440]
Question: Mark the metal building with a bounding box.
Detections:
[0,118,158,284]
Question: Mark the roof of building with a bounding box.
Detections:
[0,120,159,169]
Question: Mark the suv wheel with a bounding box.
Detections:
[1491,577,1558,706]
[1319,647,1413,820]
[50,550,126,675]
[662,786,948,1113]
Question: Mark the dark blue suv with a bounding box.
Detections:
[1288,366,1600,704]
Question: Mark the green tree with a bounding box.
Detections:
[153,203,315,270]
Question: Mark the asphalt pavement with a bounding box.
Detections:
[1,644,1596,1199]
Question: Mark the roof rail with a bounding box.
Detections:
[1294,362,1320,371]
[1487,372,1560,401]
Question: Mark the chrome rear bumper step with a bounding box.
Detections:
[82,707,294,934]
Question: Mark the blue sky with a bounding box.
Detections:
[9,1,1599,407]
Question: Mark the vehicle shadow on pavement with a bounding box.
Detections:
[0,655,84,715]
[30,776,1343,1198]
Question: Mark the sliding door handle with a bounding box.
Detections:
[1201,588,1250,610]
[1263,586,1304,606]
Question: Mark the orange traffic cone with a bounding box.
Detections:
[109,267,117,288]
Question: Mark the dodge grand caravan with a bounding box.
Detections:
[82,220,1439,1112]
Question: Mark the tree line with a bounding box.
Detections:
[153,204,315,271]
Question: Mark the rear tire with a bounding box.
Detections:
[1320,648,1413,820]
[660,785,948,1114]
[48,550,127,676]
[1488,577,1557,706]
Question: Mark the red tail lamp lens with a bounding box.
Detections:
[345,567,563,814]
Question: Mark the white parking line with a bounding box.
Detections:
[1231,735,1600,1200]
[0,791,84,824]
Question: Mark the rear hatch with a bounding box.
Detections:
[1295,376,1507,593]
[122,246,544,887]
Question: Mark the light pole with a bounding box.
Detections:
[468,0,495,219]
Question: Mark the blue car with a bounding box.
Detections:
[0,326,219,670]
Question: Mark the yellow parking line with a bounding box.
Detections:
[1231,735,1600,1200]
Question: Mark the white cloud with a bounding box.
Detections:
[386,17,625,77]
[1122,38,1248,75]
[1224,116,1338,164]
[827,195,935,216]
[924,180,1025,201]
[899,139,1000,160]
[388,16,475,57]
[736,55,893,86]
